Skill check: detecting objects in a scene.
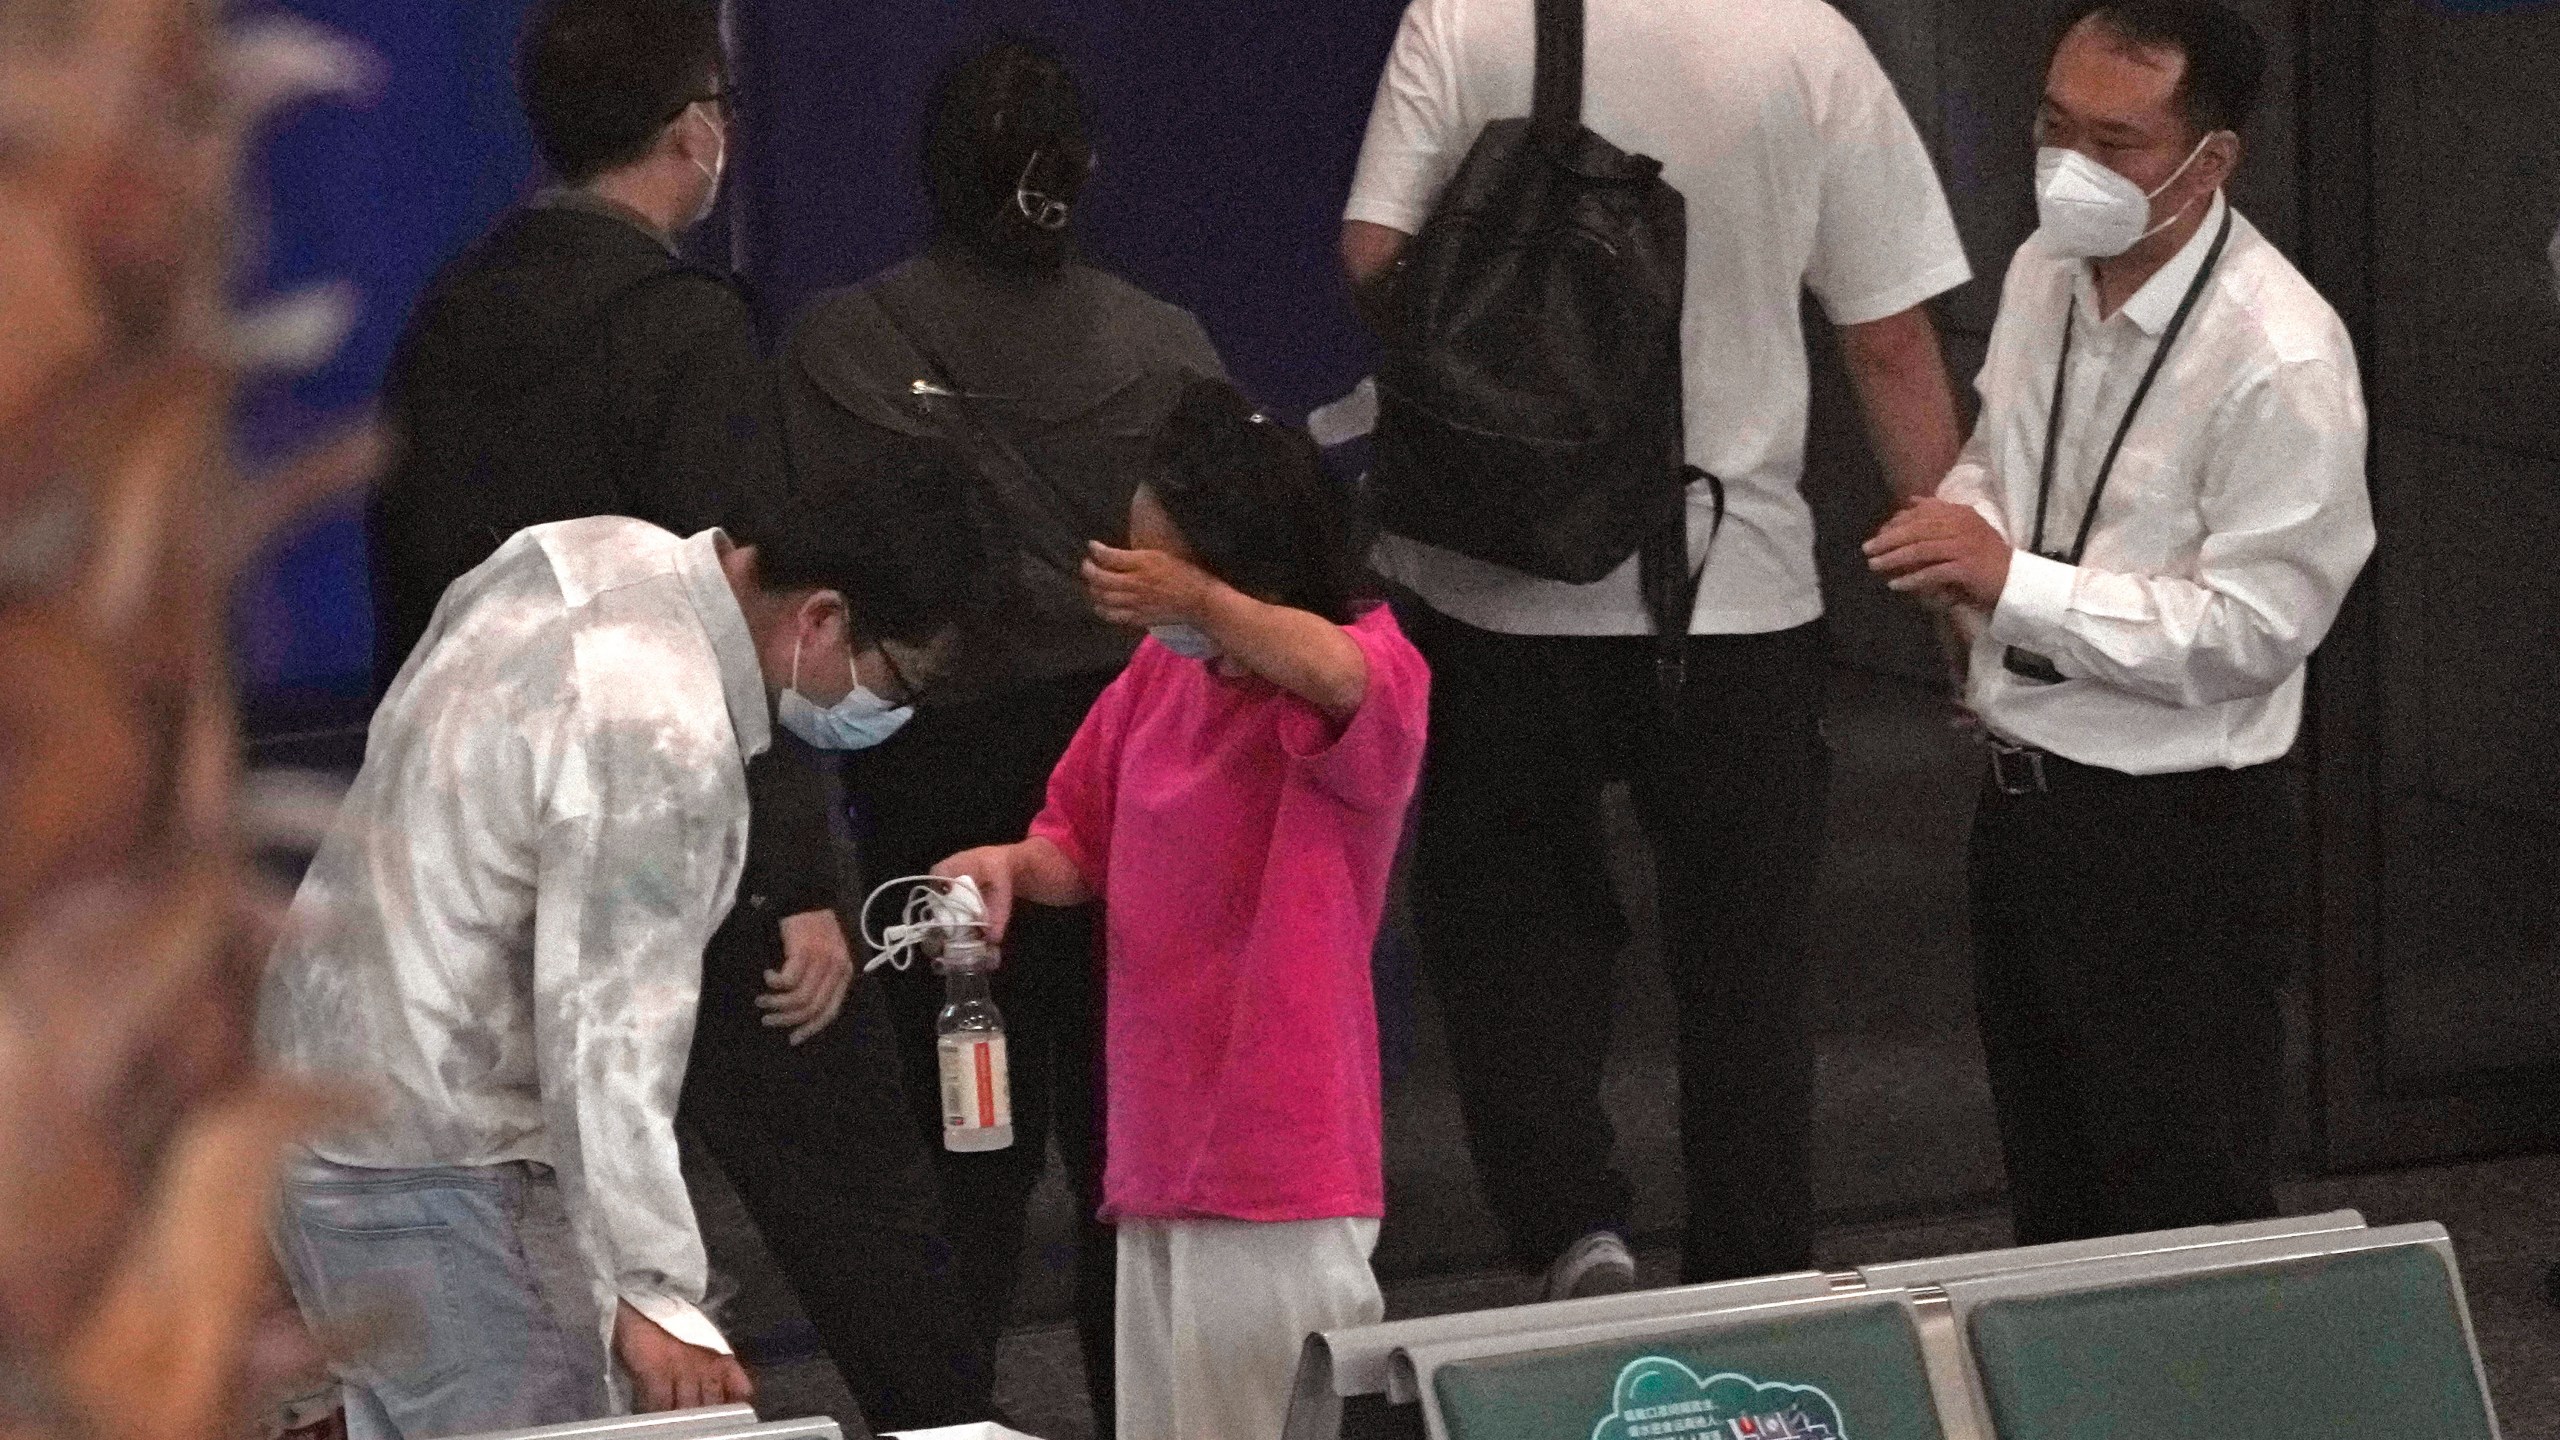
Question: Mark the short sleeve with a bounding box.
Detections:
[1027,661,1143,884]
[1801,32,1972,326]
[1344,0,1469,235]
[1274,609,1432,813]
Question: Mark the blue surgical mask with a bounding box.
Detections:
[1150,624,1222,661]
[776,634,913,750]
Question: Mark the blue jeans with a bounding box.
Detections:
[273,1154,610,1440]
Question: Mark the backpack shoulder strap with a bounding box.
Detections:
[1533,0,1586,137]
[1643,467,1724,720]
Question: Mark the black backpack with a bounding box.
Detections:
[1369,0,1720,702]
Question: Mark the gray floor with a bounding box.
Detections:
[694,668,2560,1438]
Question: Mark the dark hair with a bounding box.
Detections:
[2057,1,2267,137]
[738,464,982,650]
[923,40,1093,272]
[519,0,723,185]
[1147,379,1374,627]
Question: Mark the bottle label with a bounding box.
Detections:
[939,1033,1011,1131]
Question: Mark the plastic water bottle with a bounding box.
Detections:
[936,936,1013,1152]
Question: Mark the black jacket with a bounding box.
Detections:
[779,248,1227,706]
[370,199,839,935]
[368,201,779,693]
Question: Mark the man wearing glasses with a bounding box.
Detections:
[370,0,754,691]
[263,504,963,1434]
[340,0,987,1429]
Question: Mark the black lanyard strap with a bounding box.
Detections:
[2028,205,2235,565]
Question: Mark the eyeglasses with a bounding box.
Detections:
[1014,151,1071,232]
[874,642,929,709]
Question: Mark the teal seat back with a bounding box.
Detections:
[1430,1297,1945,1440]
[1968,1244,2494,1440]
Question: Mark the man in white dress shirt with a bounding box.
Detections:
[1867,0,2373,1244]
[1344,0,1975,1299]
[260,500,959,1436]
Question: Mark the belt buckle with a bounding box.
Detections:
[1989,740,2048,796]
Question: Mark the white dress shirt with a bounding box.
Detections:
[259,519,768,1355]
[1344,0,1971,635]
[1942,193,2376,774]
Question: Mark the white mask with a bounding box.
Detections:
[2033,134,2216,259]
[686,100,726,229]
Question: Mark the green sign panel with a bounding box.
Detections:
[1591,1357,1849,1439]
[1431,1299,1945,1440]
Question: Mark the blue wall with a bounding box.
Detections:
[239,0,541,732]
[239,0,1404,731]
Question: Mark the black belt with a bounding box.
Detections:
[1984,737,2143,796]
[1984,737,2278,798]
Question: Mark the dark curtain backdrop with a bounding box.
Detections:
[731,0,1403,413]
[239,0,1405,728]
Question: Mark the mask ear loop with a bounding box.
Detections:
[2135,131,2222,243]
[688,100,725,189]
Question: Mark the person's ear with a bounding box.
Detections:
[2199,130,2241,191]
[799,590,849,650]
[667,100,717,167]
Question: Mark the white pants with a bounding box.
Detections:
[1116,1217,1384,1440]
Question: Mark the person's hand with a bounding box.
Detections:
[1864,497,2014,612]
[931,845,1019,944]
[1083,541,1221,630]
[612,1302,753,1412]
[761,909,852,1045]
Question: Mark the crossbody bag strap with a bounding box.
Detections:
[866,289,1107,583]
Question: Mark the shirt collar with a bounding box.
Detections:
[534,186,679,257]
[678,529,773,763]
[2105,190,2231,336]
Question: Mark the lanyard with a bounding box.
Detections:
[2027,206,2235,565]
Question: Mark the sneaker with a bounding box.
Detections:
[1544,1229,1639,1302]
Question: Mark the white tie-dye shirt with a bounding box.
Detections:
[260,518,768,1354]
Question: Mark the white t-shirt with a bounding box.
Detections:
[1345,0,1972,635]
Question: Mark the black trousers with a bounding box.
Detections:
[1968,756,2299,1246]
[1405,605,1832,1284]
[683,972,991,1431]
[848,671,1117,1435]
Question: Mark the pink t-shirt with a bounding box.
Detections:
[1030,606,1429,1223]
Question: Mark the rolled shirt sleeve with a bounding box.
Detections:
[1987,355,2375,710]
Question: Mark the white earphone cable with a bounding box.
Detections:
[858,874,993,973]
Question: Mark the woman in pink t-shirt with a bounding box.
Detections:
[935,379,1429,1440]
